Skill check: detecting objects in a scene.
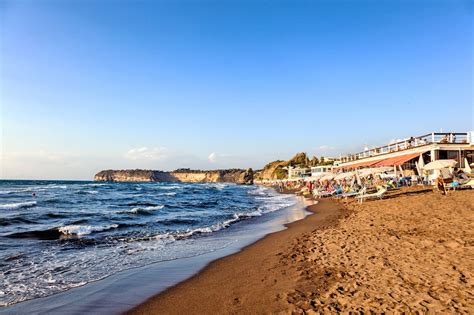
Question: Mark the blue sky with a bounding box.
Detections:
[1,0,472,179]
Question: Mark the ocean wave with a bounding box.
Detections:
[83,183,106,187]
[126,202,159,207]
[0,217,36,226]
[0,201,37,210]
[58,224,119,236]
[74,190,99,195]
[172,210,265,240]
[158,192,176,196]
[6,228,62,240]
[247,185,272,196]
[157,218,199,225]
[46,185,68,189]
[116,205,164,215]
[156,185,181,190]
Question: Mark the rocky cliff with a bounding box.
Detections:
[94,168,254,185]
[254,152,322,180]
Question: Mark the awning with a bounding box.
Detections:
[339,151,426,169]
[339,159,380,170]
[372,152,425,166]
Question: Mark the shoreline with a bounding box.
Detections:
[129,187,474,313]
[128,198,346,314]
[1,188,310,314]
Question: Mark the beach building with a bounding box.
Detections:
[310,165,333,177]
[337,131,474,174]
[319,156,340,166]
[285,166,311,179]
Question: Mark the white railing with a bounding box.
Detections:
[339,132,469,163]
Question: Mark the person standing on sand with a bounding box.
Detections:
[435,175,447,195]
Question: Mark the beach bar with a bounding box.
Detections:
[337,131,474,172]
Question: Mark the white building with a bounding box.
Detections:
[310,165,333,177]
[285,166,311,179]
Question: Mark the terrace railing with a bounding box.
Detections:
[339,132,469,163]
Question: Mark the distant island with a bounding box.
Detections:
[94,168,254,184]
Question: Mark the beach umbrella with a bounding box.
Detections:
[418,155,425,169]
[334,171,354,181]
[304,173,328,181]
[374,166,393,173]
[358,168,389,177]
[423,159,457,171]
[415,161,421,176]
[355,170,362,186]
[320,173,335,181]
[417,155,424,175]
[464,158,472,173]
[379,172,396,179]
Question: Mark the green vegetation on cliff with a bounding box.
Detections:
[255,152,333,180]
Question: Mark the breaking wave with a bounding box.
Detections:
[0,201,37,210]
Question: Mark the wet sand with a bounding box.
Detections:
[128,199,345,314]
[129,188,474,314]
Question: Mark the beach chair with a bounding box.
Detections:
[312,189,336,198]
[356,187,387,203]
[321,190,337,198]
[341,187,367,199]
[458,179,474,190]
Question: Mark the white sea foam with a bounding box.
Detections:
[117,205,164,214]
[58,224,119,236]
[159,192,176,196]
[0,201,37,210]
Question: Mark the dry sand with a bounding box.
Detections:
[129,188,474,314]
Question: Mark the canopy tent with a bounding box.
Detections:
[423,159,457,171]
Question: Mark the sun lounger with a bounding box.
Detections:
[356,187,387,203]
[312,189,336,198]
[340,187,367,199]
[458,179,474,189]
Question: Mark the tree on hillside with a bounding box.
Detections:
[288,152,309,167]
[309,156,319,166]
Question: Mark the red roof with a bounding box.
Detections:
[372,152,424,166]
[339,159,380,170]
[340,151,425,169]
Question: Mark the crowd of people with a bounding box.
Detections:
[271,167,471,198]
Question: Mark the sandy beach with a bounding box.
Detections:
[129,188,473,314]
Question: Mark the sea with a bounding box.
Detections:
[0,180,298,307]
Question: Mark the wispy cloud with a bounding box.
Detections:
[316,145,335,152]
[207,152,233,163]
[208,152,217,163]
[124,147,169,161]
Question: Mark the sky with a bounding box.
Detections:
[0,0,473,180]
